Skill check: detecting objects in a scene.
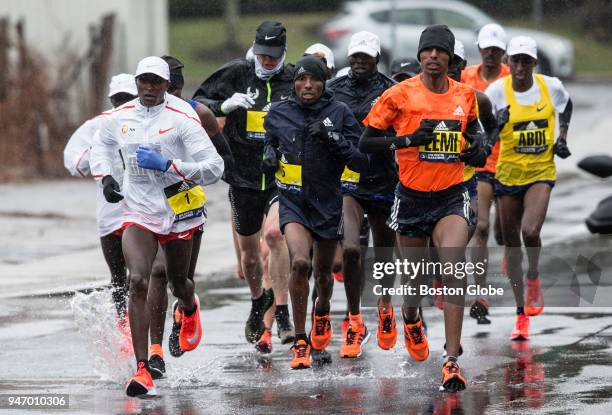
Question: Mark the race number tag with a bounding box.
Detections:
[246,110,267,141]
[419,120,462,162]
[164,181,206,222]
[340,166,360,191]
[275,154,302,193]
[512,119,549,154]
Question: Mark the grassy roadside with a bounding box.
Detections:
[170,12,612,89]
[169,12,336,87]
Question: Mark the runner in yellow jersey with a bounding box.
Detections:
[484,36,572,340]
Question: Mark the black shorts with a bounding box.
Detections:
[475,171,496,186]
[346,193,393,247]
[229,186,278,236]
[464,176,478,201]
[387,183,475,238]
[494,180,555,198]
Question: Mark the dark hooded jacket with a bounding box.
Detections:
[327,71,398,200]
[263,90,368,239]
[193,58,294,190]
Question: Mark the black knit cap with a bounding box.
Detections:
[417,24,455,61]
[294,55,327,84]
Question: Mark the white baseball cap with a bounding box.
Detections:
[507,36,538,59]
[108,73,137,97]
[454,40,466,61]
[477,23,507,51]
[305,43,335,69]
[135,56,170,81]
[347,31,380,58]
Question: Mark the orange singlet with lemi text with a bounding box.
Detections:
[364,76,478,192]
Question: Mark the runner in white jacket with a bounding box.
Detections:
[63,73,137,323]
[91,56,224,398]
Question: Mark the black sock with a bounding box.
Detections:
[295,333,309,343]
[446,355,458,363]
[526,272,539,281]
[315,301,330,316]
[275,304,289,319]
[137,359,149,370]
[517,307,525,315]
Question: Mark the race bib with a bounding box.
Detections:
[164,181,206,223]
[275,154,302,193]
[246,110,267,141]
[340,166,360,191]
[419,120,462,162]
[512,119,549,154]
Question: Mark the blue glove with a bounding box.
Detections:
[136,146,170,172]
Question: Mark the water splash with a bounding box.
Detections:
[70,289,133,383]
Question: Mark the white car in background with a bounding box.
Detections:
[323,0,575,78]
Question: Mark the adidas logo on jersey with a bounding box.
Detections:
[526,121,538,130]
[323,117,333,128]
[178,182,191,192]
[435,121,449,131]
[453,106,465,116]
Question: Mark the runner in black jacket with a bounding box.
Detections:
[262,55,367,369]
[326,31,399,357]
[193,21,294,346]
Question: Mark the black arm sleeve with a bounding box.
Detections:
[559,98,572,130]
[192,59,246,116]
[359,126,408,153]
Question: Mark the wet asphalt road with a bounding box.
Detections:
[1,81,612,414]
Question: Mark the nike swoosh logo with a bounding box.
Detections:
[187,324,200,345]
[400,63,409,67]
[264,35,277,40]
[536,105,546,112]
[159,128,174,134]
[178,231,190,239]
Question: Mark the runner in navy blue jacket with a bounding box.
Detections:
[262,55,367,369]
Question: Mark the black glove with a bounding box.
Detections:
[459,132,488,167]
[261,146,279,176]
[306,119,337,142]
[496,105,510,130]
[406,120,436,147]
[102,175,123,203]
[553,137,571,159]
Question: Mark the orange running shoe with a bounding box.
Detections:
[441,360,467,392]
[377,303,397,350]
[340,314,370,358]
[341,317,350,339]
[255,329,273,354]
[179,294,202,352]
[403,315,429,361]
[125,361,156,397]
[510,313,530,340]
[290,339,312,369]
[333,271,344,283]
[525,277,544,316]
[310,303,333,350]
[433,278,444,310]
